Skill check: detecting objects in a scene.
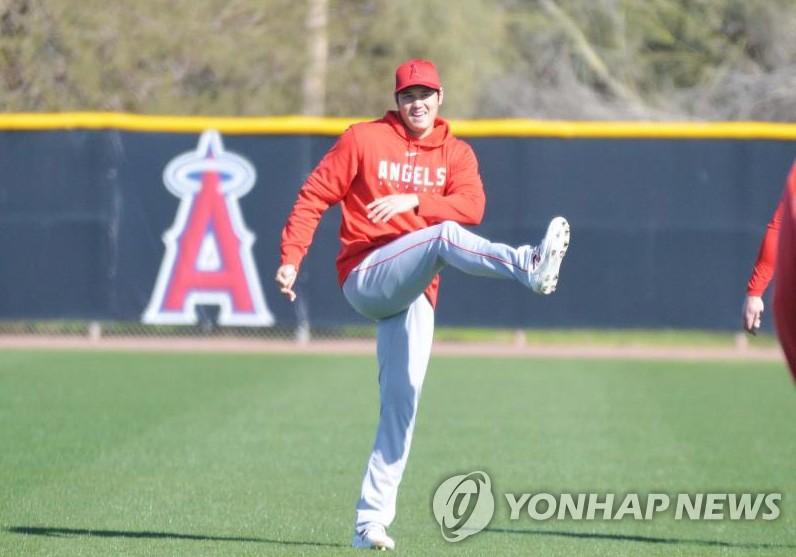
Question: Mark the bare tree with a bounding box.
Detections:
[302,0,328,116]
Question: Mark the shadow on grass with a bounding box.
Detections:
[485,526,795,551]
[4,526,347,549]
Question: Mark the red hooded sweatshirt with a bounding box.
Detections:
[280,111,486,307]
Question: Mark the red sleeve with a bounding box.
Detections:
[280,128,359,271]
[416,140,485,225]
[747,184,786,296]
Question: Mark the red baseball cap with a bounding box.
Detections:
[394,59,441,93]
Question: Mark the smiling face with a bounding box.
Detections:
[396,85,444,139]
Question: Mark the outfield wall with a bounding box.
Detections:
[1,114,794,331]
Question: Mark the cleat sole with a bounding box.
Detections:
[529,217,570,295]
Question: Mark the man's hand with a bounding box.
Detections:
[275,264,298,302]
[367,194,420,223]
[742,295,764,334]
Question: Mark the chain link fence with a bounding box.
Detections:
[0,320,379,344]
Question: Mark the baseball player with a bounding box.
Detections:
[742,160,796,381]
[773,163,796,381]
[742,161,796,335]
[275,59,570,550]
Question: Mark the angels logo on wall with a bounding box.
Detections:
[143,130,275,326]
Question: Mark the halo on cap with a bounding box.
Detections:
[394,59,441,93]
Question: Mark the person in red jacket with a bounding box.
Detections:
[742,160,796,381]
[773,164,796,381]
[276,59,570,550]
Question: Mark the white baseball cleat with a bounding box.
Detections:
[352,524,395,551]
[528,216,570,295]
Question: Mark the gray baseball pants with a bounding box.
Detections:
[342,220,532,529]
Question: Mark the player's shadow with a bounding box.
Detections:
[4,526,347,549]
[485,526,796,551]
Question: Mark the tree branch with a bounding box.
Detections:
[538,0,642,105]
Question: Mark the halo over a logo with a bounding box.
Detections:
[432,471,494,542]
[143,130,274,326]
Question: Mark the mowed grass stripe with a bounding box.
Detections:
[1,352,380,553]
[0,351,793,556]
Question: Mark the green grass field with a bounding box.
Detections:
[1,349,793,556]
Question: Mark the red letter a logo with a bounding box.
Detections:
[143,131,274,326]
